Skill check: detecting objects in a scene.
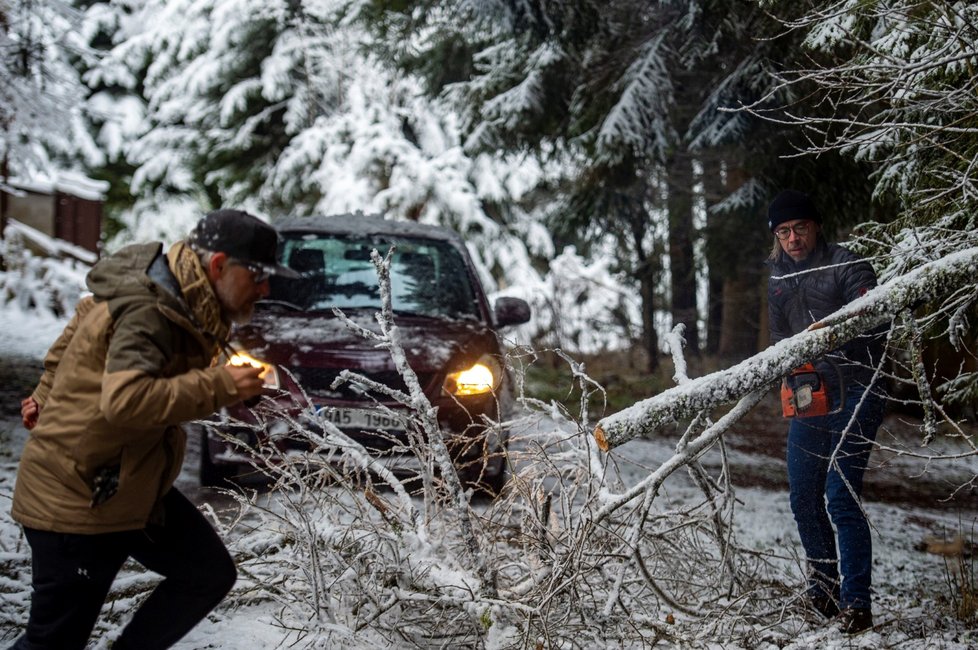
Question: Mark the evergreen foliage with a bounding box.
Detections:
[5,0,976,365]
[359,0,885,362]
[0,0,92,177]
[72,0,556,325]
[753,0,978,404]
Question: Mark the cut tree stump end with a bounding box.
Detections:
[594,425,609,452]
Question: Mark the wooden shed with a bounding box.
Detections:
[1,171,108,259]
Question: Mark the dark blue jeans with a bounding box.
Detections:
[786,385,883,610]
[10,489,236,650]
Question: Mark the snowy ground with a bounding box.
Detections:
[1,305,977,648]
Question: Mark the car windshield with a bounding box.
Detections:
[269,233,481,319]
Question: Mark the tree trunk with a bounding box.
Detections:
[706,157,763,361]
[594,246,978,449]
[1,146,8,270]
[701,156,724,355]
[705,272,723,355]
[666,153,699,354]
[638,259,659,373]
[716,273,761,360]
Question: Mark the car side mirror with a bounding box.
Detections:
[494,296,531,328]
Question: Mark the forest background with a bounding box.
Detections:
[2,1,978,648]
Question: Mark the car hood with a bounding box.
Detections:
[231,308,496,374]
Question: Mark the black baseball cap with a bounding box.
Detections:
[189,209,299,278]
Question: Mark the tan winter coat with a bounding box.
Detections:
[12,242,241,533]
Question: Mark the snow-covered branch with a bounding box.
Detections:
[366,247,498,597]
[594,247,978,450]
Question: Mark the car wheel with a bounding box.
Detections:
[481,463,508,498]
[199,425,236,487]
[466,435,509,498]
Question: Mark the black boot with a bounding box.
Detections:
[839,607,873,634]
[809,593,840,619]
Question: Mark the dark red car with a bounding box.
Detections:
[193,214,530,494]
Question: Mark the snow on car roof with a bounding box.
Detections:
[275,213,464,245]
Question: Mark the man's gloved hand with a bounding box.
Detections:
[90,465,120,507]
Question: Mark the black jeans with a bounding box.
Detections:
[10,489,237,650]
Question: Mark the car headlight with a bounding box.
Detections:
[444,356,501,396]
[225,348,280,389]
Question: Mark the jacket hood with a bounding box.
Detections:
[86,242,219,354]
[87,242,175,304]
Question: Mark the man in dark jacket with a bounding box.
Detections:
[766,189,885,635]
[11,209,297,650]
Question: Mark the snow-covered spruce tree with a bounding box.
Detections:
[739,1,978,419]
[0,228,88,316]
[596,1,978,470]
[92,0,333,217]
[0,0,93,180]
[57,0,154,238]
[358,0,884,369]
[753,0,978,234]
[89,0,554,331]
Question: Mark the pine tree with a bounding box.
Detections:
[1,0,92,180]
[358,1,834,367]
[79,0,552,318]
[59,0,151,239]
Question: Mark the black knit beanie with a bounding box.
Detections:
[767,189,821,231]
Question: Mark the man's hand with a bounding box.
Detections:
[21,396,39,430]
[224,364,265,402]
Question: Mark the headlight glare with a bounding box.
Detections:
[444,357,500,396]
[226,349,280,389]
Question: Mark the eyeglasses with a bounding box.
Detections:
[774,222,813,241]
[231,259,270,284]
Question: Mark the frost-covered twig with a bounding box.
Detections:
[592,388,768,523]
[366,247,498,597]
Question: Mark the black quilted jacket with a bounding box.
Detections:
[768,238,885,397]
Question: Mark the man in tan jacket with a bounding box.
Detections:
[10,209,298,650]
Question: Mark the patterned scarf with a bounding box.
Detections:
[166,241,230,350]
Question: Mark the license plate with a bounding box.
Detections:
[315,406,405,431]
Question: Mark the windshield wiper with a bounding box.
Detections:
[258,299,304,311]
[331,306,433,319]
[390,308,437,318]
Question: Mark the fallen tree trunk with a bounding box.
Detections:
[593,247,978,451]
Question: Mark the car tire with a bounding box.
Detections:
[467,436,509,498]
[199,425,236,487]
[482,464,508,498]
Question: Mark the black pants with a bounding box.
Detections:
[11,489,237,650]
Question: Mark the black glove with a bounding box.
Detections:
[90,465,120,508]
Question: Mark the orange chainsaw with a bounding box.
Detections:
[781,362,843,418]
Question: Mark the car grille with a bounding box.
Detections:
[290,367,436,402]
